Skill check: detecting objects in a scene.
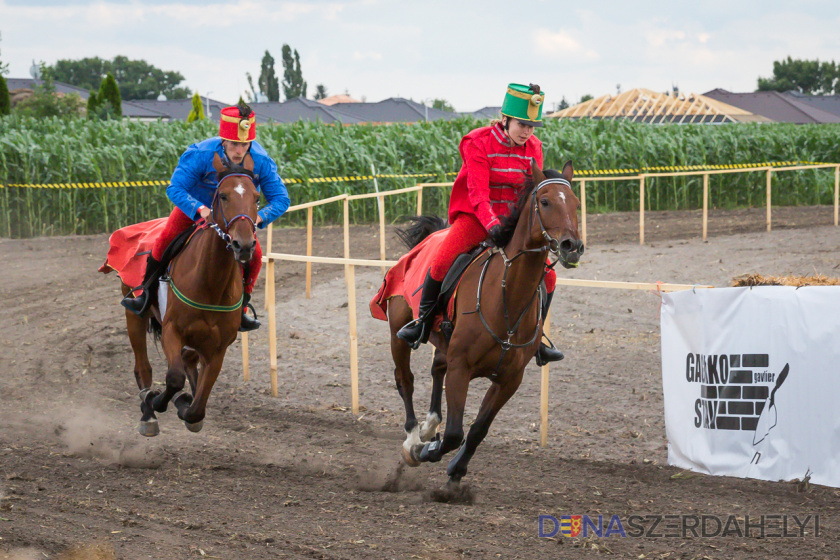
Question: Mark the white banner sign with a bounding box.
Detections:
[661,287,840,488]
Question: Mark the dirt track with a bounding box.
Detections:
[1,206,839,559]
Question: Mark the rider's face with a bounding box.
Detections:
[504,117,535,146]
[222,140,251,165]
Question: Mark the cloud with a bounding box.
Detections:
[353,51,383,61]
[645,28,687,47]
[533,28,599,60]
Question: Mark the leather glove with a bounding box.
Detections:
[488,224,506,248]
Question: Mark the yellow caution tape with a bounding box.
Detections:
[0,162,835,189]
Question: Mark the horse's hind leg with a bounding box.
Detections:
[388,297,421,464]
[419,347,446,442]
[446,375,523,485]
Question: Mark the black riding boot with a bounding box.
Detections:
[535,290,564,366]
[239,292,261,332]
[121,255,164,316]
[397,270,443,349]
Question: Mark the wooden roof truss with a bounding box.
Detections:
[549,88,753,123]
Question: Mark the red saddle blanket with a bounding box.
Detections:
[98,218,168,292]
[370,229,485,330]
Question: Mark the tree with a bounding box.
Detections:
[0,74,9,115]
[258,50,280,102]
[14,65,85,118]
[187,92,205,122]
[757,57,839,95]
[245,73,258,103]
[281,44,307,100]
[580,94,594,103]
[86,90,99,118]
[48,56,191,100]
[98,73,122,117]
[314,84,328,100]
[556,97,570,111]
[431,98,454,112]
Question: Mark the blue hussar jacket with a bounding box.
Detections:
[166,137,291,229]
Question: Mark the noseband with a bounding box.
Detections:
[206,173,258,251]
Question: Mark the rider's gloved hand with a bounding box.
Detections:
[488,224,506,248]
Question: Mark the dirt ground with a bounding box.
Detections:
[1,205,839,559]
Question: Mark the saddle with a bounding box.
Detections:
[436,244,491,340]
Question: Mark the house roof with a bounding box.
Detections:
[329,97,461,123]
[466,106,502,119]
[7,77,178,120]
[249,98,363,124]
[781,91,840,118]
[703,89,840,124]
[547,88,769,123]
[128,97,230,121]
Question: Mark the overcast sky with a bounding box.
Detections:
[2,0,839,112]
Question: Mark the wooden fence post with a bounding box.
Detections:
[579,180,587,247]
[343,198,350,286]
[267,257,278,397]
[702,173,709,241]
[378,194,386,275]
[242,332,250,383]
[834,166,839,227]
[766,168,772,232]
[264,223,273,311]
[540,309,550,448]
[416,186,423,216]
[306,207,313,298]
[639,175,645,245]
[345,263,360,415]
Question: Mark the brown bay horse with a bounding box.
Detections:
[384,162,583,489]
[122,154,259,436]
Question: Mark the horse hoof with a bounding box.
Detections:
[138,420,160,437]
[184,419,204,433]
[401,446,421,467]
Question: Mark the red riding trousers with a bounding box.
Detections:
[152,207,262,294]
[429,213,556,293]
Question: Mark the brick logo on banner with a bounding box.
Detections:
[686,354,790,434]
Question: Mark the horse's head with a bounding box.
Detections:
[212,153,259,264]
[524,160,584,268]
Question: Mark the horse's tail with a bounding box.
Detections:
[395,216,448,250]
[148,316,162,342]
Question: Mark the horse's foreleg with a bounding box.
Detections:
[182,347,199,395]
[446,376,522,484]
[388,298,423,464]
[410,360,469,465]
[419,347,447,442]
[151,324,187,414]
[179,353,223,432]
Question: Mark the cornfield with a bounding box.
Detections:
[1,114,839,238]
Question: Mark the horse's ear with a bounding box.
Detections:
[242,153,255,173]
[562,160,574,183]
[531,158,546,185]
[212,153,226,174]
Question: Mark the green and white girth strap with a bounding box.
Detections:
[168,280,243,312]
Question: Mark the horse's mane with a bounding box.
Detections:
[217,160,256,182]
[493,169,563,247]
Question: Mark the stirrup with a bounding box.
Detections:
[239,301,261,332]
[397,318,426,350]
[535,335,564,366]
[121,288,149,316]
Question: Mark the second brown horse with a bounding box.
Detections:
[383,161,583,489]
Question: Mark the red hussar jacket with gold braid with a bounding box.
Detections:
[447,122,544,230]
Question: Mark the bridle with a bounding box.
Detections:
[206,173,258,251]
[471,177,575,377]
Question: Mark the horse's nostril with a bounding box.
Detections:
[231,240,241,250]
[577,240,585,254]
[560,239,574,253]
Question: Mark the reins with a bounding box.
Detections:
[168,173,257,313]
[470,177,571,377]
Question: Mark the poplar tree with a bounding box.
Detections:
[258,50,280,102]
[0,74,10,115]
[281,44,307,100]
[99,73,122,117]
[187,92,205,122]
